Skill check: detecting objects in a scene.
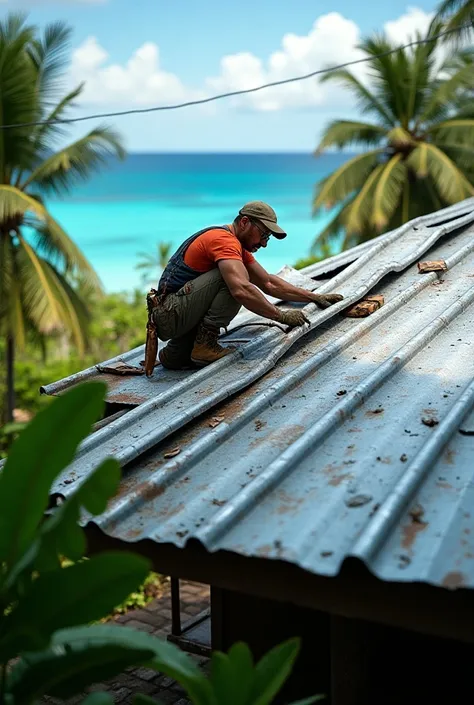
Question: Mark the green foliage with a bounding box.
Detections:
[0,381,323,705]
[102,572,166,619]
[313,18,474,252]
[0,289,147,450]
[436,0,474,40]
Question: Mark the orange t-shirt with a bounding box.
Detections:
[183,226,255,272]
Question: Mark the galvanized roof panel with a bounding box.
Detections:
[12,199,474,593]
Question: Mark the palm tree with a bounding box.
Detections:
[0,13,125,423]
[312,20,474,253]
[437,0,474,39]
[135,242,172,288]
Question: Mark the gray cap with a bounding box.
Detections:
[239,201,287,239]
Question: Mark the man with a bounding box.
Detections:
[153,201,343,369]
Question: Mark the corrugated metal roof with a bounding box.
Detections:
[26,200,474,592]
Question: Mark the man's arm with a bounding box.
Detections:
[247,259,344,309]
[218,259,283,320]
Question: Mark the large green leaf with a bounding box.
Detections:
[49,625,214,704]
[1,552,151,659]
[0,381,106,568]
[210,641,255,705]
[34,457,121,571]
[250,638,301,705]
[7,641,155,703]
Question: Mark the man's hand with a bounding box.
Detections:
[312,293,344,309]
[276,310,310,327]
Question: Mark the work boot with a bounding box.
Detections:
[191,323,235,367]
[159,346,194,371]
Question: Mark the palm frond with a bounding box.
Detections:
[408,142,474,202]
[420,60,474,124]
[41,260,89,354]
[27,21,71,107]
[0,185,102,290]
[315,120,386,152]
[372,154,407,230]
[437,0,474,40]
[319,69,394,126]
[31,218,103,292]
[360,36,408,126]
[0,185,44,221]
[428,118,474,145]
[21,125,125,194]
[344,163,385,234]
[311,200,351,253]
[313,149,384,210]
[0,14,37,177]
[17,232,62,328]
[28,84,84,160]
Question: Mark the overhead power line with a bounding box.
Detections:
[0,22,472,130]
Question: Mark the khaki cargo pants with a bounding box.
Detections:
[153,268,241,366]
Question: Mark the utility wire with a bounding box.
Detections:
[0,22,472,130]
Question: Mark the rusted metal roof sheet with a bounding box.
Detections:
[28,200,474,591]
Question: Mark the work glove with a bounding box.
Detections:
[276,309,310,327]
[312,293,344,309]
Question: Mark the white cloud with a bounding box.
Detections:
[70,37,203,106]
[206,13,365,112]
[206,7,435,112]
[69,7,435,114]
[384,6,434,43]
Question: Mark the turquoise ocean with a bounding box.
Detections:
[45,153,349,293]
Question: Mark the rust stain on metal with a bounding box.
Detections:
[444,447,456,465]
[323,462,345,476]
[348,427,362,433]
[140,483,166,501]
[366,408,384,416]
[257,544,273,557]
[255,419,266,431]
[158,502,185,519]
[250,424,305,450]
[402,504,428,549]
[275,489,305,515]
[436,481,453,489]
[329,472,353,487]
[212,498,227,507]
[125,528,143,539]
[442,572,466,589]
[109,392,146,406]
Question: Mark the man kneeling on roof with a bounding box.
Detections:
[153,201,344,369]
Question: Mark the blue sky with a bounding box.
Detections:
[4,0,439,152]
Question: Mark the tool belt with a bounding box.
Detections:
[144,288,162,377]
